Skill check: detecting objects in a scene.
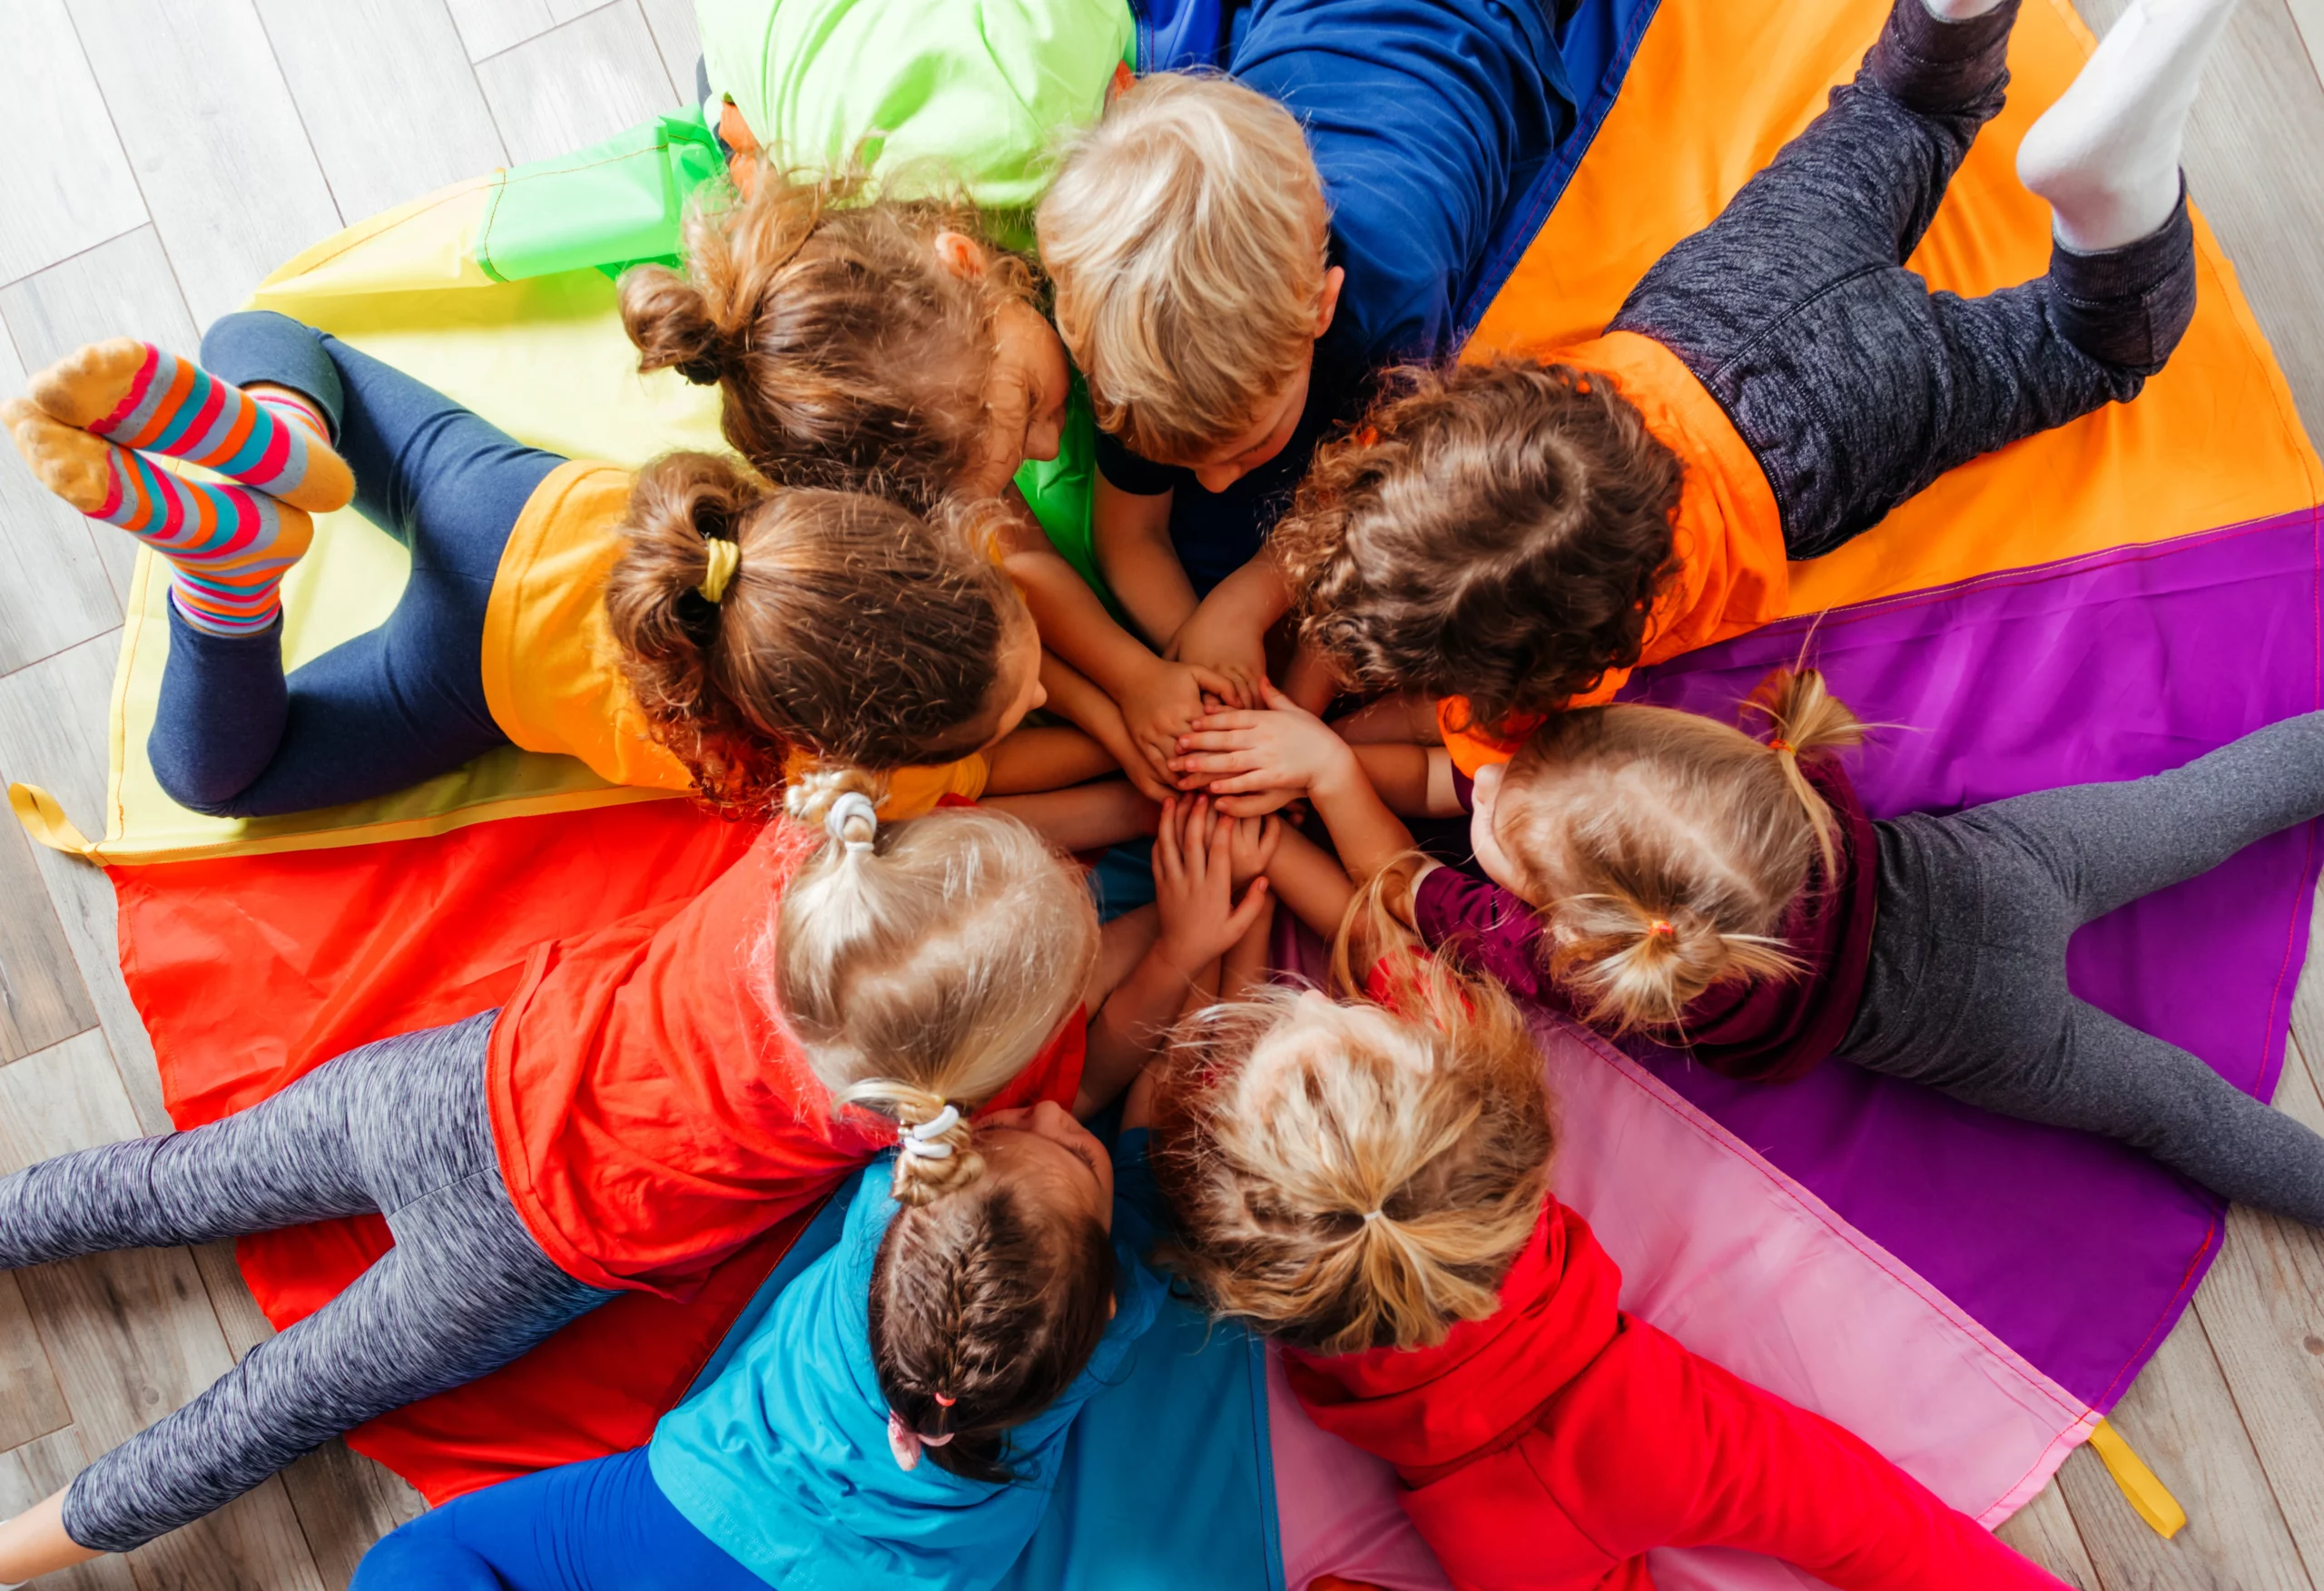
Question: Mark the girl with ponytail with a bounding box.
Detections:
[0,748,1257,1578]
[1146,959,2070,1589]
[333,782,1272,1591]
[1167,654,2324,1228]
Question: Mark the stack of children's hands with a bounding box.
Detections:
[1151,795,1277,974]
[1168,683,1358,818]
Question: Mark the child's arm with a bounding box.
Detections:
[1093,476,1196,649]
[993,511,1236,792]
[1261,820,1360,940]
[983,725,1120,795]
[1078,797,1272,1116]
[1167,552,1296,710]
[1031,651,1173,802]
[1172,683,1416,885]
[983,779,1158,853]
[1351,743,1464,819]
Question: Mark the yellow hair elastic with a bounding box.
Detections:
[698,537,742,604]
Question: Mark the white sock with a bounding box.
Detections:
[1922,0,2008,19]
[2017,0,2240,251]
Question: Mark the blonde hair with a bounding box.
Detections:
[770,770,1101,1204]
[1149,957,1552,1357]
[1039,72,1329,462]
[1492,665,1866,1035]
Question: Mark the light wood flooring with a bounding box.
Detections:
[0,0,2320,1586]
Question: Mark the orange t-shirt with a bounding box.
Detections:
[479,461,990,817]
[485,820,1087,1298]
[1437,331,1787,777]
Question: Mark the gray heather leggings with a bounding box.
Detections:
[1612,0,2199,558]
[0,1011,615,1553]
[1841,713,2324,1225]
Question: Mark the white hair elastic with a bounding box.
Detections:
[826,791,879,855]
[901,1104,962,1160]
[1361,1209,1385,1223]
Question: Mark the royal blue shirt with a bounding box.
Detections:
[1096,0,1576,593]
[648,1144,1167,1590]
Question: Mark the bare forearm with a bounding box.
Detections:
[1311,754,1417,884]
[1220,894,1275,1000]
[1095,477,1195,648]
[1005,544,1159,695]
[1265,823,1358,939]
[983,726,1120,794]
[982,780,1158,852]
[1078,948,1208,1116]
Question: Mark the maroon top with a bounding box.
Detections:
[1418,756,1879,1083]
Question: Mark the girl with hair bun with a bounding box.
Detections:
[0,771,1265,1579]
[1147,958,2070,1589]
[5,306,1148,827]
[332,788,1275,1591]
[620,163,1265,805]
[1167,660,2324,1227]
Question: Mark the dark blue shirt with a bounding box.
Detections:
[1097,0,1576,594]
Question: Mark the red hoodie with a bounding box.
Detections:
[1285,1200,2064,1591]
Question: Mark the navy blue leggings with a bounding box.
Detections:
[152,310,565,817]
[350,1447,763,1591]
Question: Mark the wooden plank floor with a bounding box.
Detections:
[0,0,2319,1586]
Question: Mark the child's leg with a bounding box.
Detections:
[29,1014,615,1553]
[0,1014,493,1266]
[143,312,564,816]
[2018,0,2240,252]
[1845,720,2324,1221]
[350,1447,766,1591]
[1967,709,2324,924]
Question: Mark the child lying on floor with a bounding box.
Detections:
[1169,664,2324,1226]
[2,306,1145,842]
[341,795,1274,1591]
[0,784,1253,1583]
[1147,958,2071,1590]
[1036,0,1575,698]
[1194,0,2233,771]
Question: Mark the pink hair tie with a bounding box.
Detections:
[887,1411,958,1470]
[933,1391,957,1408]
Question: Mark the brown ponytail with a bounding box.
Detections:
[1490,664,1866,1034]
[604,454,1028,811]
[868,1168,1115,1483]
[620,168,1039,512]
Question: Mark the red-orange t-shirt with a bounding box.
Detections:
[1438,330,1788,776]
[486,820,1087,1299]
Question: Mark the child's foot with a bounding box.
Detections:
[2017,0,2240,252]
[5,398,313,637]
[26,339,353,514]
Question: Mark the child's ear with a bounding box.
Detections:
[1314,266,1346,339]
[933,231,989,280]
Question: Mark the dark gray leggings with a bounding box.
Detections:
[1843,713,2324,1225]
[0,1012,615,1553]
[1611,0,2199,558]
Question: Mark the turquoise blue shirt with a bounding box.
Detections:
[649,1144,1166,1589]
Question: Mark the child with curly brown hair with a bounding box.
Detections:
[1146,961,2070,1591]
[1253,0,2231,776]
[628,166,1242,802]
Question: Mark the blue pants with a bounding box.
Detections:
[351,1448,763,1591]
[152,310,564,817]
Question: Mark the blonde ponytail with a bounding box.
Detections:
[1744,665,1866,879]
[1547,892,1798,1035]
[1149,980,1551,1356]
[839,1078,986,1205]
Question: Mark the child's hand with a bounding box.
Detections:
[1226,811,1283,889]
[1153,796,1272,976]
[1169,683,1357,817]
[1168,603,1269,718]
[1121,655,1242,788]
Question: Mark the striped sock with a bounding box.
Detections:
[34,339,353,514]
[4,399,311,637]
